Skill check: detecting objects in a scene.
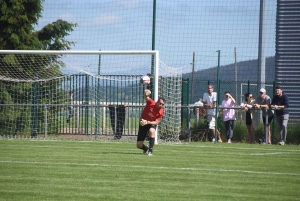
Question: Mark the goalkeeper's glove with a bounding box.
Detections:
[140,119,148,126]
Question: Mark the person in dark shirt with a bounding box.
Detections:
[271,86,289,145]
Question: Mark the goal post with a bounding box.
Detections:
[0,50,182,143]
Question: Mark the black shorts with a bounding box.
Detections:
[246,112,252,126]
[137,124,157,141]
[262,116,273,124]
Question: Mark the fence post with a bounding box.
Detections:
[44,105,48,138]
[31,79,39,138]
[247,80,250,93]
[215,50,221,143]
[85,74,89,134]
[188,106,191,143]
[103,106,106,135]
[265,113,268,144]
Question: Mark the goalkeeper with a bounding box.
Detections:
[137,89,165,156]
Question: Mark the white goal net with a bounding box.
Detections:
[0,50,182,143]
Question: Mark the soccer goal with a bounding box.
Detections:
[0,50,182,143]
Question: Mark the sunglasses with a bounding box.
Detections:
[248,96,253,98]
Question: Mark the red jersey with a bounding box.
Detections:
[141,98,164,121]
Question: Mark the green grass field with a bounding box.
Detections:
[0,139,299,201]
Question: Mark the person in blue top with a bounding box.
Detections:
[271,86,289,145]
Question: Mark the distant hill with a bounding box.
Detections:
[183,56,275,82]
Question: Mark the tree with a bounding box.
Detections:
[0,0,77,135]
[0,0,77,50]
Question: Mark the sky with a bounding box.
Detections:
[35,0,277,75]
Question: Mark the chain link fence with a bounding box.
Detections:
[0,103,299,144]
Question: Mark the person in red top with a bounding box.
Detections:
[137,89,165,156]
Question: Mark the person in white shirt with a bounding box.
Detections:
[194,98,204,106]
[194,98,205,117]
[193,98,205,125]
[202,85,222,143]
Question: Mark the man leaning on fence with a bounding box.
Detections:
[254,88,274,144]
[271,86,289,145]
[202,84,222,143]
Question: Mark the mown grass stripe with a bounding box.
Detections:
[1,160,299,176]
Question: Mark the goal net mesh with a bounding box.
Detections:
[0,51,182,143]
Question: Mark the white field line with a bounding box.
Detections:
[169,150,299,156]
[169,150,297,156]
[1,160,300,176]
[169,144,300,152]
[2,145,300,156]
[250,152,288,156]
[2,146,296,156]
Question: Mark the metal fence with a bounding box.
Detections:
[0,104,143,137]
[1,104,299,144]
[189,80,300,121]
[1,74,299,143]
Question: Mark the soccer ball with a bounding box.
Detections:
[140,75,150,85]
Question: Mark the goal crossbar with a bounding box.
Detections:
[0,50,159,55]
[0,49,160,103]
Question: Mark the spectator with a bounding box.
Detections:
[271,86,289,145]
[203,84,222,143]
[254,88,274,144]
[221,91,236,143]
[241,93,257,143]
[194,98,205,117]
[108,105,126,139]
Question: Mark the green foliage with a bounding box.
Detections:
[223,120,300,144]
[232,120,247,141]
[1,1,78,50]
[37,19,77,50]
[283,122,300,144]
[0,0,42,49]
[183,117,248,142]
[254,123,265,141]
[179,117,208,141]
